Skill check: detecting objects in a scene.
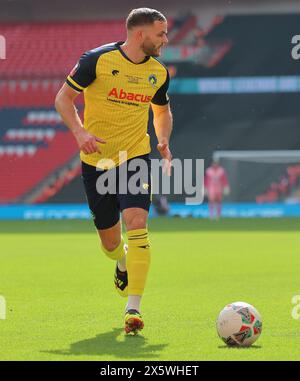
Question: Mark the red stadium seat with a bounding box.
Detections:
[0,108,79,203]
[0,21,127,79]
[0,131,78,202]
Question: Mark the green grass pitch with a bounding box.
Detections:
[1,217,300,361]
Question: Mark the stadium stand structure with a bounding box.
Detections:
[0,80,78,108]
[0,21,126,79]
[0,108,79,203]
[256,164,300,203]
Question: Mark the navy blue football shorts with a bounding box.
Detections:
[81,154,152,230]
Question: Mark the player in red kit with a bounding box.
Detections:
[205,160,230,220]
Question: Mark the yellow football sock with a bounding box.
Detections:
[101,237,125,261]
[126,228,151,296]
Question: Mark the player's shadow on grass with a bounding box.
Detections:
[41,328,168,359]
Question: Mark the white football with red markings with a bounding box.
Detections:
[216,301,262,347]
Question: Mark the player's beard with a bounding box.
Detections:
[141,40,163,57]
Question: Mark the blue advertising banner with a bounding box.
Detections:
[1,203,300,220]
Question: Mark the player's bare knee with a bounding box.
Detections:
[125,215,147,231]
[100,237,120,252]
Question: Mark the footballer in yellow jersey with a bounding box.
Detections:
[55,8,173,335]
[66,41,169,169]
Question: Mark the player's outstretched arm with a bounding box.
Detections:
[55,83,105,154]
[151,103,173,176]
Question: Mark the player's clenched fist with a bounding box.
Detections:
[74,129,106,154]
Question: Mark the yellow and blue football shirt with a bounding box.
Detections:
[66,41,170,168]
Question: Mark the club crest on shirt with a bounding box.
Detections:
[148,74,157,87]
